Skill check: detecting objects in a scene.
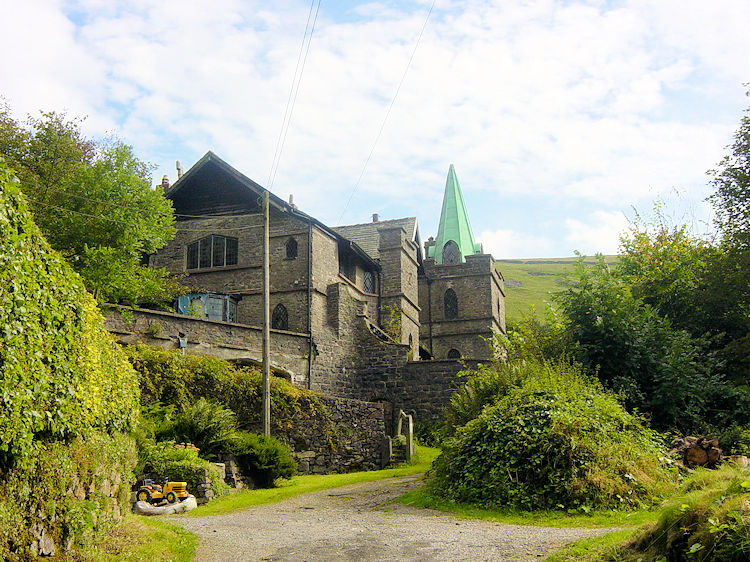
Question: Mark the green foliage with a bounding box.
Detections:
[125,345,334,449]
[429,359,676,511]
[230,431,296,488]
[620,465,750,561]
[0,160,139,469]
[157,398,238,460]
[0,106,178,304]
[501,304,573,363]
[138,440,229,499]
[556,254,740,432]
[0,432,137,561]
[709,88,750,248]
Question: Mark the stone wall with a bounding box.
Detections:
[293,395,389,474]
[104,305,311,387]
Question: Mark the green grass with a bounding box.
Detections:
[398,489,658,529]
[184,445,440,517]
[85,514,198,561]
[498,256,618,322]
[544,528,641,561]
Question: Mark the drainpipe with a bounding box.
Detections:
[307,218,313,389]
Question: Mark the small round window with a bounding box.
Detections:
[447,348,461,359]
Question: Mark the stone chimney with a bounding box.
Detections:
[372,213,379,223]
[176,161,184,179]
[288,194,298,210]
[161,175,170,192]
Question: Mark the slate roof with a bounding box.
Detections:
[333,217,420,262]
[428,164,482,263]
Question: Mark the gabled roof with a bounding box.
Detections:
[332,217,422,262]
[165,151,380,270]
[428,164,482,263]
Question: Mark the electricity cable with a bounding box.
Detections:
[337,0,436,223]
[267,0,322,191]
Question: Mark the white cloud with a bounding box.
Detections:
[1,0,748,256]
[564,210,631,256]
[478,228,557,260]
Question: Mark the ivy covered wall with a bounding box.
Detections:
[0,160,140,558]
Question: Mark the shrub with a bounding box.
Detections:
[138,440,229,499]
[619,465,750,561]
[0,162,138,469]
[157,398,237,460]
[428,359,676,511]
[231,431,296,488]
[125,345,336,451]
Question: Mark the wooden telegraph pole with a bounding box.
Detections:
[262,190,271,437]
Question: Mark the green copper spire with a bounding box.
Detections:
[428,164,482,264]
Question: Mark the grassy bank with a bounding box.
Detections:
[398,489,658,529]
[498,256,618,321]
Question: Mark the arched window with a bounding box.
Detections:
[447,348,461,359]
[271,303,289,330]
[286,237,298,259]
[442,240,461,264]
[363,270,375,293]
[444,288,458,319]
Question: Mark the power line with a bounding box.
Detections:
[338,0,437,223]
[267,0,322,191]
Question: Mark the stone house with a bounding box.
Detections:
[148,151,505,412]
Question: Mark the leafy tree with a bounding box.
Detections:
[0,106,178,304]
[556,255,742,431]
[710,88,750,248]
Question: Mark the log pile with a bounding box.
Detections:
[669,436,722,468]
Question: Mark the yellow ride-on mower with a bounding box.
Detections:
[136,479,189,504]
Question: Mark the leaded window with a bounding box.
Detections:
[272,303,289,330]
[286,237,298,259]
[442,240,461,264]
[363,271,375,293]
[187,235,238,270]
[447,348,461,359]
[444,288,458,319]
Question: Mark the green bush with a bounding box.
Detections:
[126,345,335,450]
[138,440,229,499]
[231,431,296,488]
[428,359,676,511]
[157,398,237,460]
[618,465,750,561]
[0,161,139,469]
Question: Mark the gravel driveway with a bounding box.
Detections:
[174,475,616,561]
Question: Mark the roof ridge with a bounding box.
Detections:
[333,216,416,228]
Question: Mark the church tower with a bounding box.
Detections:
[418,165,505,360]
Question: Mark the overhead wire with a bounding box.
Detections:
[267,0,322,191]
[337,0,437,224]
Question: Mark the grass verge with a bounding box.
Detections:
[184,445,440,517]
[84,514,198,561]
[544,529,641,561]
[398,489,659,529]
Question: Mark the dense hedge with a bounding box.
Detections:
[429,360,677,510]
[0,161,139,468]
[126,345,335,449]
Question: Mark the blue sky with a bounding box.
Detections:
[2,0,749,258]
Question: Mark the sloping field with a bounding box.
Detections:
[496,256,618,323]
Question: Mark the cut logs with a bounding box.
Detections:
[669,436,722,468]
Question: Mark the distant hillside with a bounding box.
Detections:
[496,256,618,323]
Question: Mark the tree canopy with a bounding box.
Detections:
[0,107,178,304]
